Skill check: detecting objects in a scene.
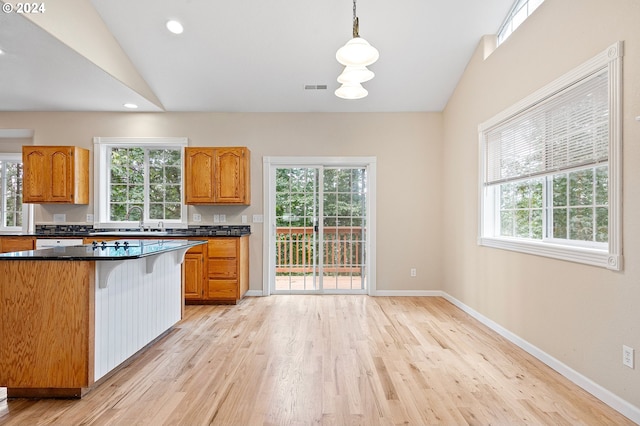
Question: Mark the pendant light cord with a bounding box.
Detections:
[352,0,359,38]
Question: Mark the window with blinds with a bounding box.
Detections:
[478,42,622,270]
[484,69,608,185]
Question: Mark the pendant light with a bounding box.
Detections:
[335,0,379,99]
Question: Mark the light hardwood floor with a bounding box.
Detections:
[0,296,634,425]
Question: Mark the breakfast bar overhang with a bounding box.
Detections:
[0,239,205,398]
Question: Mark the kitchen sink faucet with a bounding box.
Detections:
[125,206,144,230]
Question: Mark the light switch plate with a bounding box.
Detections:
[252,214,264,223]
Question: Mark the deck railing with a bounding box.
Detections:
[276,226,364,274]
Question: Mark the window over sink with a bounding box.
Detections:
[93,137,188,229]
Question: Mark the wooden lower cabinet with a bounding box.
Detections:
[184,242,206,300]
[0,236,35,253]
[186,236,249,305]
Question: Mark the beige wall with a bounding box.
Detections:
[0,111,444,293]
[442,0,640,409]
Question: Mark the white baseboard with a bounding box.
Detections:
[439,292,640,425]
[244,290,264,297]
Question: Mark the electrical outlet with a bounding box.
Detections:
[623,345,634,369]
[410,268,417,277]
[219,214,226,223]
[86,214,94,223]
[192,213,202,222]
[241,215,248,224]
[213,214,220,223]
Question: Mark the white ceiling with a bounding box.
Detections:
[0,0,513,113]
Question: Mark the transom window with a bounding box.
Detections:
[0,154,25,231]
[497,0,544,45]
[93,137,188,229]
[479,42,622,270]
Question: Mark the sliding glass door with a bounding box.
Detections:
[265,158,375,295]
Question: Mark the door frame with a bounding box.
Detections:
[263,156,377,296]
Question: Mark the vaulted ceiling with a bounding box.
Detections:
[0,0,513,112]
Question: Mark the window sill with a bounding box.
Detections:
[478,237,621,271]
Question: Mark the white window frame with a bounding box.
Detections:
[0,153,32,233]
[497,0,544,46]
[93,137,188,229]
[478,42,623,270]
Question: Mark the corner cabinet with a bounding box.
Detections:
[22,146,90,204]
[184,147,250,205]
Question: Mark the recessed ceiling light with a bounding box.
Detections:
[123,103,138,109]
[0,48,5,55]
[166,20,184,34]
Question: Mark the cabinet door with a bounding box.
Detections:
[0,237,35,253]
[184,148,215,204]
[208,238,237,257]
[22,148,48,203]
[49,148,74,202]
[213,147,250,204]
[184,253,204,299]
[207,280,238,300]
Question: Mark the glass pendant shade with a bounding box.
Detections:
[335,82,368,100]
[337,65,374,84]
[336,37,379,66]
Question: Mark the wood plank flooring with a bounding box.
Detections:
[0,296,634,425]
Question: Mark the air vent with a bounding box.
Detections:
[304,84,328,90]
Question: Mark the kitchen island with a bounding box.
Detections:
[0,239,205,398]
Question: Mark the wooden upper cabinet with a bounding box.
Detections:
[185,147,250,205]
[184,148,215,204]
[22,146,89,204]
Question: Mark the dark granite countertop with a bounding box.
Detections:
[1,224,252,238]
[0,239,205,261]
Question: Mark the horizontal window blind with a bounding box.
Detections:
[484,69,609,185]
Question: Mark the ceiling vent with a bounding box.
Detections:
[304,84,328,90]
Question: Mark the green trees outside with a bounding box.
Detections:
[1,161,23,228]
[109,147,182,221]
[275,167,366,228]
[274,167,367,276]
[498,165,608,243]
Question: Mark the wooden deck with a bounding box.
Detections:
[0,296,634,425]
[275,275,364,291]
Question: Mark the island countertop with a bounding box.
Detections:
[0,239,205,261]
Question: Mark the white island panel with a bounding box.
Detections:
[94,251,182,381]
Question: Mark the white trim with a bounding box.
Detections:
[478,42,623,270]
[440,292,640,425]
[263,156,377,297]
[93,137,188,229]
